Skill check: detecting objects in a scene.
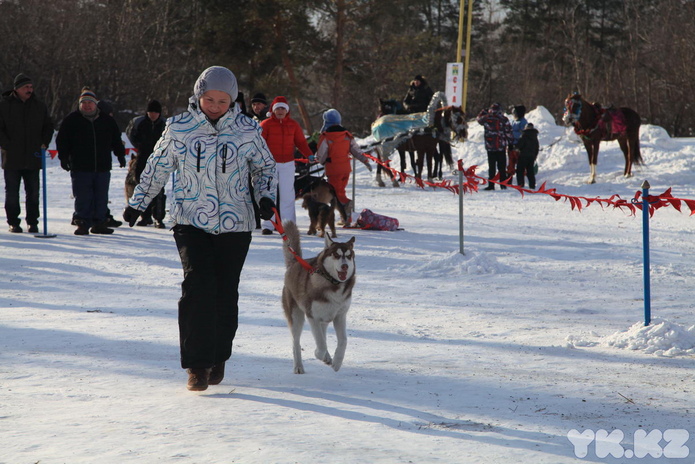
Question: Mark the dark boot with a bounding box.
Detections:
[136,217,153,227]
[209,362,225,385]
[106,215,123,228]
[74,220,90,235]
[186,368,211,391]
[8,224,23,233]
[90,222,114,234]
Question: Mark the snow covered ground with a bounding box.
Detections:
[1,107,694,463]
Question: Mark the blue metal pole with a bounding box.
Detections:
[641,180,651,326]
[35,148,56,238]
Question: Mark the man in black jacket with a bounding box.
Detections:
[56,87,126,235]
[402,75,434,114]
[126,99,166,228]
[0,74,54,233]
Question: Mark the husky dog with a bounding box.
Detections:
[281,220,356,374]
[300,179,341,238]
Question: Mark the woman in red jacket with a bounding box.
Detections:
[259,96,313,234]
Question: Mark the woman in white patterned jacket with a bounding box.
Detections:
[124,66,277,392]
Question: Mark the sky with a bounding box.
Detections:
[1,107,694,463]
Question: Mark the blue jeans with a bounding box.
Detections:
[71,171,111,227]
[3,169,40,227]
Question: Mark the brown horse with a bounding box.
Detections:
[374,101,467,186]
[562,93,642,184]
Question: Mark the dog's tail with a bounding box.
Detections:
[282,220,302,268]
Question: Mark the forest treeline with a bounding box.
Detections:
[1,0,693,136]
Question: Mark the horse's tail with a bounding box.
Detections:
[441,141,454,166]
[623,107,643,166]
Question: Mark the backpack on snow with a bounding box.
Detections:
[355,209,400,231]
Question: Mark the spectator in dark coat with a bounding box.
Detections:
[0,73,54,233]
[56,87,126,235]
[402,75,434,114]
[126,99,166,228]
[476,103,514,190]
[249,92,268,122]
[516,123,540,189]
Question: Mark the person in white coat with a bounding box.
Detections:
[124,66,277,391]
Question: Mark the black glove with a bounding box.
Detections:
[60,159,70,171]
[258,197,276,220]
[118,156,126,168]
[122,206,141,227]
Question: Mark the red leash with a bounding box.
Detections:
[270,207,314,273]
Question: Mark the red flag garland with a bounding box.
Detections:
[363,151,695,217]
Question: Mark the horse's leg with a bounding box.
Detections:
[618,136,632,177]
[585,139,598,184]
[434,142,443,179]
[375,147,386,187]
[415,147,425,179]
[398,147,407,174]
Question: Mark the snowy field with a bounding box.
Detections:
[1,107,694,463]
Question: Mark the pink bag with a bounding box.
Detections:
[356,209,400,231]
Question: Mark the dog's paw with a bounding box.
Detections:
[315,349,332,365]
[331,361,342,372]
[293,364,305,374]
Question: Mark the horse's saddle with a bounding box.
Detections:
[597,106,628,139]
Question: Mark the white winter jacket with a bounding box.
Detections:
[129,97,277,234]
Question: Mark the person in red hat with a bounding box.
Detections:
[259,96,313,234]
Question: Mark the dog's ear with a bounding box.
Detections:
[347,236,355,247]
[324,233,334,248]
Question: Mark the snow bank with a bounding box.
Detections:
[397,250,509,276]
[566,319,695,357]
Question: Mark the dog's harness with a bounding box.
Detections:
[271,208,343,285]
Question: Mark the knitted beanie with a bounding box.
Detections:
[147,99,162,113]
[79,87,98,105]
[13,73,32,89]
[193,66,238,101]
[251,93,267,105]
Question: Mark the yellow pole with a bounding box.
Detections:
[462,0,474,113]
[456,0,465,61]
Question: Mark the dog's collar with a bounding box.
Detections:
[313,267,343,285]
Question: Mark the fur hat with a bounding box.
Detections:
[13,73,32,89]
[251,92,267,105]
[79,87,98,105]
[320,108,342,132]
[270,96,290,113]
[193,66,238,101]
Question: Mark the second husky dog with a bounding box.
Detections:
[281,220,356,374]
